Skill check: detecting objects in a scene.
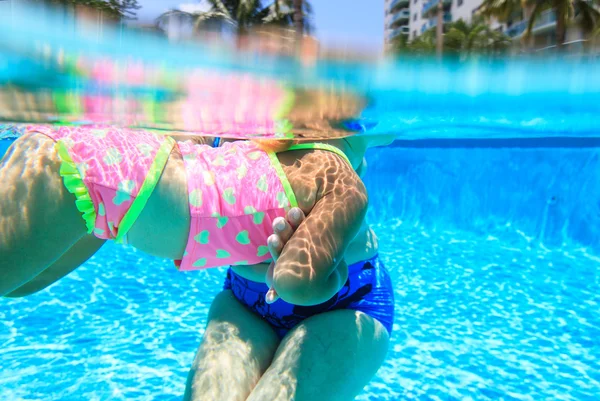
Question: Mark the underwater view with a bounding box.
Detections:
[1,1,600,401]
[2,142,600,401]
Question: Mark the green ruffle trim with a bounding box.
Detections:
[55,141,96,234]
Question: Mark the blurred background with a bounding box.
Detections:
[1,0,597,60]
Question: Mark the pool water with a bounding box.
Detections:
[2,3,600,399]
[1,140,599,400]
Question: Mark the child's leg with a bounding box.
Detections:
[184,290,280,401]
[246,310,389,401]
[0,133,89,296]
[5,234,105,298]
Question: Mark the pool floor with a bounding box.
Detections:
[1,221,599,400]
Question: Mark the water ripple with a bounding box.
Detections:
[1,228,599,400]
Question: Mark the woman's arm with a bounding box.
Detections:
[271,155,368,306]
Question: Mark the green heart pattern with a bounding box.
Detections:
[177,142,295,268]
[222,188,236,205]
[257,175,268,192]
[103,147,123,166]
[113,180,136,206]
[236,230,251,245]
[194,230,210,244]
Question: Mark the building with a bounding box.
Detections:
[483,6,595,53]
[503,10,580,52]
[385,0,485,46]
[384,0,411,46]
[409,0,428,40]
[419,0,452,38]
[386,0,596,54]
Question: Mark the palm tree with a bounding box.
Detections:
[293,0,304,34]
[444,18,512,56]
[157,0,311,41]
[390,34,411,53]
[524,0,600,49]
[107,0,141,20]
[390,28,436,55]
[394,19,511,57]
[479,0,526,23]
[436,0,444,57]
[480,0,600,50]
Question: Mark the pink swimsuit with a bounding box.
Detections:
[174,140,297,270]
[32,125,350,269]
[30,125,175,243]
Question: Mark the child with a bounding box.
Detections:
[184,133,397,401]
[0,124,366,309]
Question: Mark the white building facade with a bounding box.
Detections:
[384,0,411,45]
[384,0,591,53]
[385,0,484,46]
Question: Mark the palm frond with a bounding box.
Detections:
[260,2,294,23]
[466,24,488,50]
[444,28,467,53]
[575,0,600,35]
[452,19,470,34]
[236,0,260,22]
[192,11,236,29]
[523,1,546,40]
[158,0,312,35]
[207,0,234,17]
[479,0,524,22]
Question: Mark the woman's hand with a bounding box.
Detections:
[265,207,305,304]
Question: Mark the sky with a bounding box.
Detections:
[135,0,384,50]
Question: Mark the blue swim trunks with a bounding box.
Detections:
[223,255,395,338]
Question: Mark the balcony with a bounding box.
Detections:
[389,0,410,12]
[421,13,452,32]
[429,13,452,28]
[389,8,410,27]
[422,0,451,19]
[388,25,410,39]
[505,10,556,38]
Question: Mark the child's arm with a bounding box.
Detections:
[270,156,368,306]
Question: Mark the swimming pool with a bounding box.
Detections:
[1,137,598,400]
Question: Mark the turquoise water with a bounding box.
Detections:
[1,140,599,400]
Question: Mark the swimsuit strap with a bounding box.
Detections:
[265,142,352,211]
[285,143,352,166]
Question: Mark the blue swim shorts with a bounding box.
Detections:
[223,255,395,338]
